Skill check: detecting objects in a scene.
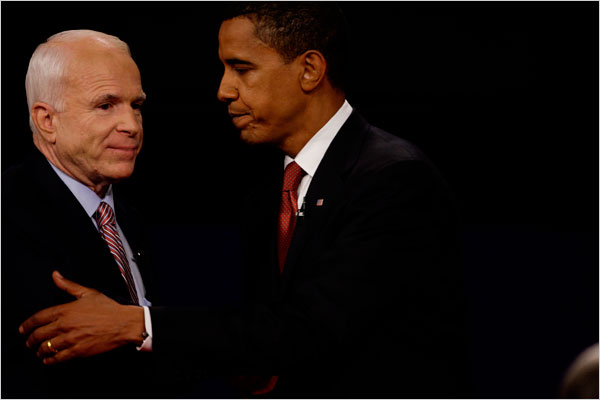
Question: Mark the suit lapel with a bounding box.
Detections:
[114,196,153,301]
[280,112,371,293]
[28,152,136,303]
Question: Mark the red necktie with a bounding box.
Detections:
[277,161,306,273]
[94,202,139,305]
[233,162,306,396]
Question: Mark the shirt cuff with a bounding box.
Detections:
[136,306,153,352]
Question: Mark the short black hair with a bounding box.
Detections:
[222,2,349,91]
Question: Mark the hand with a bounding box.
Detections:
[19,271,145,365]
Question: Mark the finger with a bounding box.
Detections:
[36,336,66,359]
[26,320,61,349]
[52,270,97,299]
[19,305,61,335]
[42,345,78,365]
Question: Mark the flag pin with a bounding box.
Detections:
[316,199,324,206]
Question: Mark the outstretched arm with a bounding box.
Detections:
[19,271,146,365]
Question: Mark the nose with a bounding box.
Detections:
[116,105,142,136]
[217,69,238,103]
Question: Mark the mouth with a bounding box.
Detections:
[107,145,139,158]
[229,112,252,129]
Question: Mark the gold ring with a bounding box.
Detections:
[46,340,59,354]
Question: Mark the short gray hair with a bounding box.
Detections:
[25,30,131,135]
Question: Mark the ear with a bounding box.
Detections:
[31,102,58,144]
[299,50,327,92]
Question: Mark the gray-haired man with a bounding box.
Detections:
[1,30,156,397]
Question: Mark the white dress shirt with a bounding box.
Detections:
[49,162,153,350]
[284,99,353,206]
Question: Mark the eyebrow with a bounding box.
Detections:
[224,58,254,66]
[93,93,147,104]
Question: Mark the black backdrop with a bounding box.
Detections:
[2,2,598,397]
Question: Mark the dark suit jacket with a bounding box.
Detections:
[151,112,471,397]
[1,150,158,398]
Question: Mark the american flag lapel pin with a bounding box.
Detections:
[316,199,324,207]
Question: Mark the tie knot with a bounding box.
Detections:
[282,162,305,192]
[94,201,116,227]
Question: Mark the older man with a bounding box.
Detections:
[1,30,155,397]
[19,4,471,397]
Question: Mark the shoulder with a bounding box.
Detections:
[364,124,425,162]
[2,152,72,231]
[338,115,457,227]
[344,113,443,187]
[2,154,39,207]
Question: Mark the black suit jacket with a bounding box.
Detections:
[1,150,158,398]
[151,112,471,397]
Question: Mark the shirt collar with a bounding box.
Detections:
[48,161,115,218]
[284,99,353,176]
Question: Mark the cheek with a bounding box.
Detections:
[250,89,289,122]
[56,120,86,154]
[265,88,302,125]
[244,77,281,112]
[62,120,112,158]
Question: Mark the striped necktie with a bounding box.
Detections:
[94,201,139,304]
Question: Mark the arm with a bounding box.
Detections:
[19,271,146,365]
[151,160,464,376]
[20,160,464,381]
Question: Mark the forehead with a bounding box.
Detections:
[218,17,281,62]
[64,43,142,99]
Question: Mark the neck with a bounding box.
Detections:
[34,135,110,198]
[280,90,345,158]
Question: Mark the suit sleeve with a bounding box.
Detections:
[1,223,72,397]
[149,159,466,382]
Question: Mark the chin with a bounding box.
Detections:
[240,127,270,146]
[239,130,258,145]
[105,163,136,182]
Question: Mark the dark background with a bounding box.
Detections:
[2,2,598,397]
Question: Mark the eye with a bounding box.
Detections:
[234,67,250,75]
[132,103,143,111]
[98,103,112,111]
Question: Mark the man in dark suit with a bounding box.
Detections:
[19,4,471,397]
[2,30,156,397]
